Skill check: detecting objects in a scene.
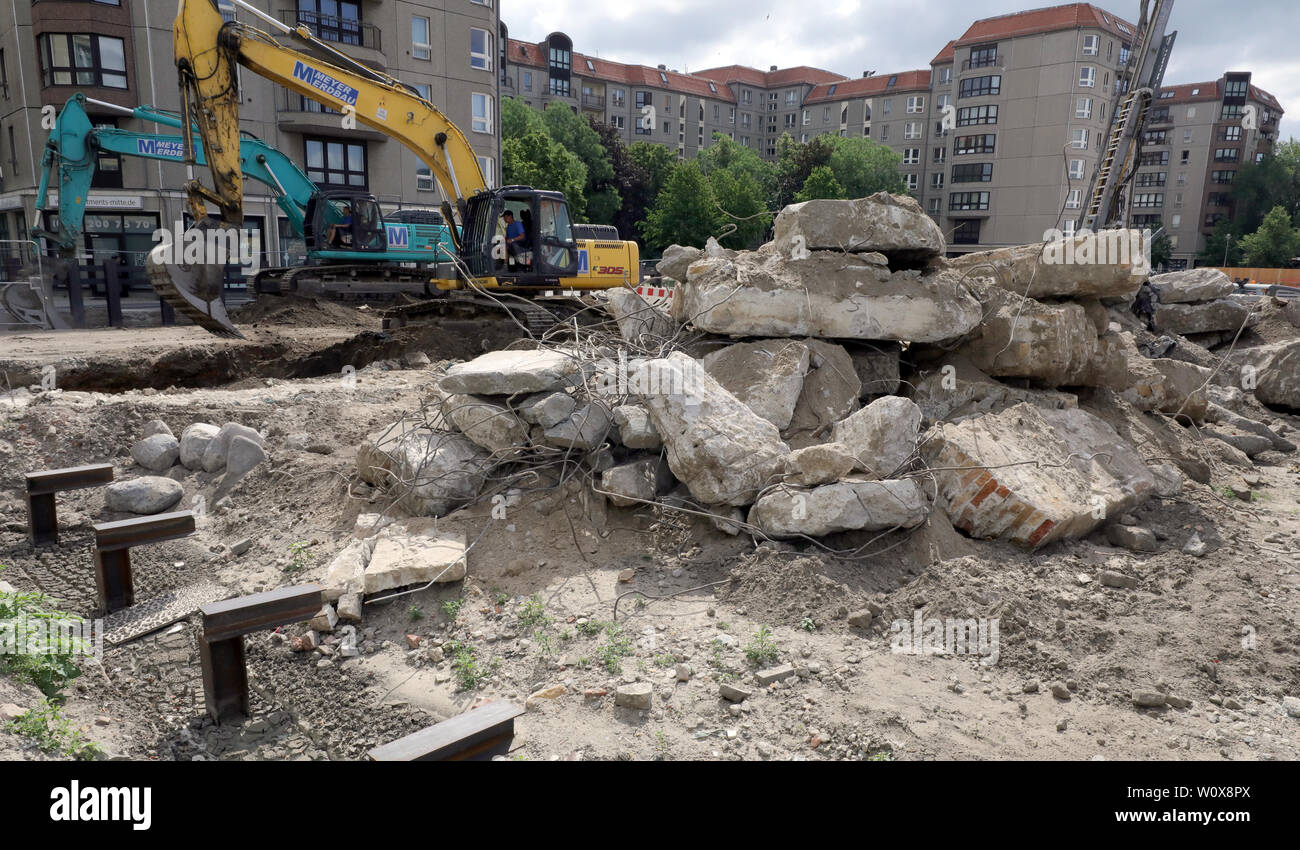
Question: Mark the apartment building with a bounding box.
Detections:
[0,0,501,272]
[504,3,1284,264]
[1136,74,1283,268]
[498,29,841,162]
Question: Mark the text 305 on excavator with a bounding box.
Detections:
[154,0,640,338]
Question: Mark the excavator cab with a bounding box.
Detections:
[461,187,579,285]
[305,190,386,254]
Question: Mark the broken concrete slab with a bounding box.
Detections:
[785,340,861,443]
[700,339,810,430]
[778,443,858,487]
[910,356,1078,424]
[639,352,788,506]
[323,538,374,601]
[771,193,946,260]
[1205,403,1296,453]
[1081,390,1211,485]
[364,526,467,593]
[600,457,672,507]
[1255,340,1300,411]
[748,478,929,538]
[830,395,922,479]
[947,230,1148,299]
[1202,425,1273,458]
[1148,268,1237,304]
[606,288,678,348]
[675,249,982,342]
[1151,298,1258,336]
[357,422,490,517]
[438,391,530,454]
[1120,354,1210,422]
[656,244,703,283]
[846,342,902,398]
[538,402,614,451]
[922,404,1156,549]
[517,391,577,429]
[440,349,580,395]
[611,404,661,449]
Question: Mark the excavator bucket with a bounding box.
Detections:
[146,238,244,339]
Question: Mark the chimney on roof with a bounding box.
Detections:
[769,65,778,72]
[657,64,666,70]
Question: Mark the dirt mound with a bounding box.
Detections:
[232,295,379,330]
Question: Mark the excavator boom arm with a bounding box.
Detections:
[173,0,485,227]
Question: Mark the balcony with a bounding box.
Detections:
[961,55,1003,72]
[581,94,605,111]
[275,90,390,141]
[278,10,386,72]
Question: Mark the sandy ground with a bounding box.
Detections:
[0,306,1298,762]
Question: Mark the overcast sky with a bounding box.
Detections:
[509,0,1298,140]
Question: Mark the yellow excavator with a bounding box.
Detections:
[153,0,639,337]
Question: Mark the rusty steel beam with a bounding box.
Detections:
[91,511,196,614]
[368,701,525,761]
[198,584,323,724]
[24,463,114,545]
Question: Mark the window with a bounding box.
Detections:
[1185,106,1196,119]
[471,92,493,133]
[928,197,941,213]
[416,167,434,192]
[1119,44,1131,65]
[969,44,998,68]
[933,147,946,163]
[1082,34,1099,56]
[89,117,119,187]
[1207,192,1232,207]
[412,16,431,60]
[936,94,951,110]
[1148,107,1170,123]
[1215,148,1240,162]
[956,105,997,125]
[549,77,570,97]
[931,172,944,189]
[297,0,361,45]
[950,192,990,211]
[1140,151,1169,166]
[823,107,831,123]
[904,174,918,191]
[1132,193,1163,208]
[1132,215,1162,229]
[938,67,953,85]
[904,121,921,139]
[880,125,888,141]
[1066,188,1082,208]
[1221,126,1242,141]
[39,34,128,89]
[1211,170,1235,184]
[954,134,995,155]
[470,28,493,71]
[1136,172,1166,187]
[786,90,798,105]
[549,46,570,72]
[1068,159,1086,179]
[959,75,1001,98]
[1071,128,1089,150]
[478,156,495,188]
[840,104,848,124]
[611,115,625,129]
[952,219,982,244]
[802,109,810,126]
[1224,79,1249,98]
[882,99,891,114]
[1079,66,1096,88]
[1180,150,1190,164]
[1142,130,1167,145]
[1221,104,1244,121]
[952,163,993,183]
[903,148,920,164]
[305,137,367,188]
[785,113,796,128]
[1076,97,1093,119]
[610,88,623,107]
[907,95,925,113]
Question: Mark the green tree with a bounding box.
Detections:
[628,142,677,204]
[1238,205,1300,267]
[709,168,771,249]
[696,134,777,204]
[501,96,546,140]
[775,134,836,208]
[1199,218,1245,267]
[588,118,651,242]
[795,165,847,202]
[640,162,723,252]
[827,136,906,198]
[541,105,619,223]
[1149,232,1173,271]
[502,131,587,220]
[1228,139,1300,232]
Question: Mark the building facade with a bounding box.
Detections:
[504,3,1283,264]
[0,0,501,273]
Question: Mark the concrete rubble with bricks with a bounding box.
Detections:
[346,189,1297,616]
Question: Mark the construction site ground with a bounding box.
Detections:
[1,299,1298,762]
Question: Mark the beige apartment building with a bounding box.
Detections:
[505,3,1284,264]
[0,0,501,273]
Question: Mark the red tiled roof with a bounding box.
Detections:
[931,41,956,65]
[954,2,1135,47]
[508,38,733,98]
[508,38,546,68]
[1156,79,1284,111]
[804,70,931,104]
[691,64,846,88]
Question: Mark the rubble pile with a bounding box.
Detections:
[354,192,1299,574]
